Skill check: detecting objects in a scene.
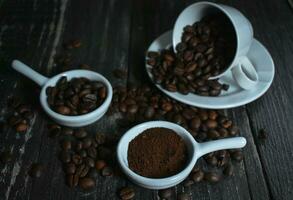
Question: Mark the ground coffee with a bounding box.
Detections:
[127,127,188,178]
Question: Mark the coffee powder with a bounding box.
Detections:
[127,127,188,178]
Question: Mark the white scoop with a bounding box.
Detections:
[117,121,246,190]
[12,60,113,127]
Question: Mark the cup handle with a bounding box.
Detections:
[196,137,247,158]
[231,56,258,90]
[12,60,49,87]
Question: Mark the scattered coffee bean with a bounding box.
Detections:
[101,166,113,177]
[192,169,204,182]
[231,150,243,162]
[95,160,106,171]
[65,163,76,174]
[119,186,135,200]
[79,177,95,190]
[74,129,87,138]
[204,172,221,183]
[158,188,172,199]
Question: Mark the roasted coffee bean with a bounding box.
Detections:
[231,150,243,162]
[189,116,201,130]
[55,106,71,115]
[82,137,92,149]
[218,127,229,138]
[95,133,106,144]
[205,156,218,166]
[192,169,204,182]
[85,157,95,168]
[158,188,172,199]
[119,187,135,200]
[205,119,218,129]
[80,166,90,178]
[0,151,13,163]
[62,127,74,135]
[229,125,239,136]
[74,129,87,138]
[65,163,76,174]
[223,163,234,176]
[165,84,177,92]
[177,193,190,200]
[75,141,83,151]
[127,104,138,114]
[95,160,106,171]
[79,177,95,190]
[161,102,173,112]
[72,154,82,165]
[198,110,208,121]
[101,166,113,177]
[204,172,221,183]
[15,123,28,132]
[60,151,71,163]
[29,163,44,178]
[62,140,72,150]
[144,107,155,119]
[183,179,194,187]
[87,147,97,159]
[209,89,221,96]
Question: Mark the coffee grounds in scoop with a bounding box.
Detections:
[127,127,188,178]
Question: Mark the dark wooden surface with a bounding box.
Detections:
[0,0,292,199]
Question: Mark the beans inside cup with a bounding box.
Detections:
[147,13,236,96]
[46,76,107,116]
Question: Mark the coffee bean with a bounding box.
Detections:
[85,157,95,168]
[62,127,73,135]
[158,188,172,199]
[95,160,106,171]
[183,179,194,187]
[74,129,87,138]
[101,166,113,177]
[0,151,13,163]
[119,187,135,200]
[55,106,71,115]
[72,154,82,165]
[204,172,221,183]
[79,177,95,190]
[161,102,173,112]
[79,150,87,158]
[29,163,44,178]
[147,51,159,58]
[231,150,243,162]
[15,123,28,132]
[127,104,138,114]
[190,117,201,130]
[75,141,83,151]
[62,140,72,150]
[87,147,97,159]
[177,193,190,200]
[165,84,177,92]
[95,133,106,145]
[82,137,92,149]
[65,163,76,174]
[192,169,204,182]
[229,125,239,136]
[222,84,230,91]
[80,166,90,178]
[223,163,234,176]
[205,156,218,166]
[144,106,155,119]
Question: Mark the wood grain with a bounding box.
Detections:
[0,0,292,199]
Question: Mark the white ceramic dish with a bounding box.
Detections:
[145,31,275,109]
[117,121,246,190]
[12,60,113,127]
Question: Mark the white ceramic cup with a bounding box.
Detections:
[173,1,258,90]
[11,60,113,127]
[117,121,246,190]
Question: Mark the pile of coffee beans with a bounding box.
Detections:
[46,76,107,115]
[48,124,117,190]
[6,96,34,133]
[109,85,243,185]
[147,13,235,96]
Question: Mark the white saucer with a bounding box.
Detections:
[145,31,275,109]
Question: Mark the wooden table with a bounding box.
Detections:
[0,0,292,199]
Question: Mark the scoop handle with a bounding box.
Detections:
[12,60,48,86]
[196,137,247,158]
